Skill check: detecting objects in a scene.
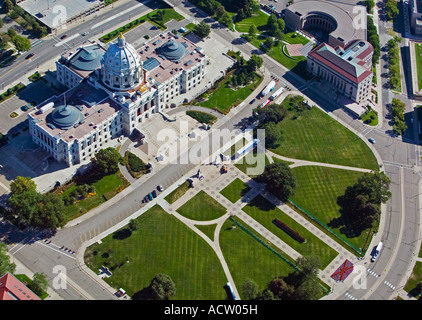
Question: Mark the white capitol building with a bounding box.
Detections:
[28,32,207,167]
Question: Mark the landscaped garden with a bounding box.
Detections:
[219,216,298,298]
[242,195,338,269]
[84,205,228,299]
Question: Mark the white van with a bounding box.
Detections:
[371,242,383,262]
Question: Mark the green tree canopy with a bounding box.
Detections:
[257,162,296,201]
[149,273,176,300]
[10,176,37,195]
[194,21,211,38]
[91,147,125,176]
[0,242,16,276]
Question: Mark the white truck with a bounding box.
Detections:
[371,242,383,262]
[261,80,276,97]
[270,87,284,100]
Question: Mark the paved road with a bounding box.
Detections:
[0,0,162,90]
[1,0,421,301]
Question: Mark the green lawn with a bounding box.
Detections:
[195,223,217,241]
[198,73,263,113]
[404,261,422,297]
[235,10,270,33]
[290,166,369,249]
[415,43,422,91]
[177,190,227,221]
[164,180,190,204]
[219,216,297,298]
[242,195,338,269]
[84,205,227,299]
[59,172,128,221]
[270,95,379,170]
[220,178,251,203]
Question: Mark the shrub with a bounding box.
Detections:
[127,152,146,172]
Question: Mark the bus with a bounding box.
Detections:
[225,282,237,300]
[235,139,260,158]
[270,87,284,100]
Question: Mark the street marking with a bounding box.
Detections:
[0,59,28,81]
[384,281,396,289]
[35,240,76,260]
[344,292,358,300]
[367,269,380,278]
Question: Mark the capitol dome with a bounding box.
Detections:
[48,104,84,130]
[101,34,143,91]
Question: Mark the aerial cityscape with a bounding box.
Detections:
[0,0,421,309]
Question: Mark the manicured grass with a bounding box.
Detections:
[360,108,379,126]
[219,216,297,297]
[220,178,251,203]
[59,172,128,220]
[198,73,263,113]
[404,261,422,297]
[284,31,310,45]
[290,166,369,249]
[270,95,379,170]
[242,195,338,269]
[272,157,294,167]
[186,110,217,125]
[177,190,227,221]
[164,180,190,204]
[234,147,269,177]
[84,205,227,299]
[195,223,217,241]
[415,43,422,91]
[235,10,269,33]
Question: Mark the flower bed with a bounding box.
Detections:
[272,218,305,243]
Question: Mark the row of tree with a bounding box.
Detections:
[2,0,48,38]
[367,16,380,66]
[241,255,324,300]
[391,97,407,136]
[387,38,401,92]
[385,0,399,21]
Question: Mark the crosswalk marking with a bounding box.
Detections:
[367,269,380,278]
[384,281,396,289]
[345,292,358,300]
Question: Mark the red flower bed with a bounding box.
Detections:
[272,218,305,243]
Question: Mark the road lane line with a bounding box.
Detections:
[35,240,75,260]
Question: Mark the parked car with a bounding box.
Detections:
[144,195,149,202]
[157,185,164,192]
[148,193,153,201]
[368,138,376,144]
[152,190,157,198]
[249,98,256,104]
[25,53,35,60]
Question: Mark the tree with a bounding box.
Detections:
[293,275,323,300]
[3,0,14,13]
[7,190,43,226]
[246,54,263,72]
[12,35,31,52]
[128,219,139,231]
[263,121,283,148]
[268,277,294,300]
[248,24,258,40]
[10,176,37,195]
[215,5,226,19]
[255,103,287,126]
[219,12,232,27]
[28,272,48,297]
[149,273,176,300]
[194,21,211,39]
[263,37,274,51]
[91,147,125,176]
[34,193,67,230]
[296,255,321,278]
[365,0,375,13]
[241,278,259,300]
[257,162,296,201]
[0,242,16,276]
[256,288,277,300]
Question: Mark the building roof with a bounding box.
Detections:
[0,273,41,300]
[69,45,105,72]
[309,40,373,84]
[286,0,367,44]
[139,33,205,85]
[30,82,121,143]
[102,34,141,74]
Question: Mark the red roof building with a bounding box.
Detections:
[307,40,373,103]
[0,273,41,300]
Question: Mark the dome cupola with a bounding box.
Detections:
[101,33,143,91]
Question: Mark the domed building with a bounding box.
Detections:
[101,33,143,91]
[29,32,208,167]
